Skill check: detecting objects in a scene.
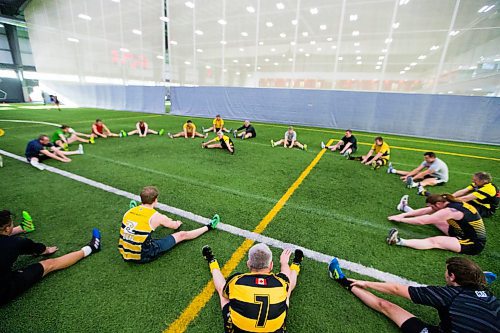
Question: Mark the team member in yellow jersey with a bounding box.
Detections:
[203,114,231,134]
[387,194,487,255]
[119,186,219,263]
[451,172,498,218]
[168,120,207,139]
[349,136,390,170]
[202,243,304,333]
[201,131,235,154]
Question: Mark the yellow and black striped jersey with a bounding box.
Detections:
[466,182,499,212]
[119,206,156,261]
[223,272,289,332]
[371,142,390,160]
[215,135,234,147]
[446,202,486,243]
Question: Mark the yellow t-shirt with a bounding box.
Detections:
[213,117,224,129]
[183,122,196,133]
[371,142,390,160]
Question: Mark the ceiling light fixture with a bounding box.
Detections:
[156,55,164,60]
[410,62,417,66]
[160,16,169,22]
[381,49,387,53]
[355,50,361,54]
[310,40,316,45]
[195,30,203,35]
[379,56,385,60]
[375,66,381,69]
[217,19,227,25]
[196,48,203,53]
[418,55,426,60]
[478,5,495,13]
[473,88,482,91]
[220,40,227,45]
[392,22,400,29]
[67,37,79,43]
[276,2,285,10]
[385,38,393,44]
[185,1,195,9]
[78,14,92,20]
[327,37,333,41]
[352,30,360,36]
[302,31,309,37]
[320,24,327,30]
[291,19,298,25]
[184,61,191,65]
[354,42,360,47]
[449,30,460,36]
[246,6,255,13]
[399,0,410,5]
[266,22,273,27]
[205,65,211,69]
[357,61,362,65]
[430,45,440,51]
[310,8,319,15]
[400,70,405,74]
[132,29,142,35]
[280,33,286,38]
[170,40,178,45]
[349,14,358,21]
[356,56,362,60]
[241,32,249,37]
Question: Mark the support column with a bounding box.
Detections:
[5,24,29,101]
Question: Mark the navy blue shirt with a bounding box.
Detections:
[25,139,45,159]
[409,285,500,332]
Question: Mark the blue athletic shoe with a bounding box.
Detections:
[88,228,101,253]
[485,271,497,285]
[328,257,345,280]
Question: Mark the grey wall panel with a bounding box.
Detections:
[171,86,500,145]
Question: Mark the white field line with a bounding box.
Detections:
[0,148,424,287]
[86,153,428,239]
[0,119,62,126]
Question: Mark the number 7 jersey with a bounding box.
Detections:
[223,272,290,332]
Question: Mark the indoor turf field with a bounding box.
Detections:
[0,104,499,333]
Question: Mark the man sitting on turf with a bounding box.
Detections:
[387,193,487,255]
[328,256,499,333]
[271,126,308,150]
[201,131,235,154]
[91,119,120,138]
[52,125,94,150]
[0,209,101,306]
[119,186,219,263]
[448,172,498,218]
[168,120,207,139]
[202,243,303,333]
[203,114,231,134]
[121,120,164,137]
[387,152,448,189]
[321,129,357,157]
[25,135,84,170]
[233,120,256,140]
[349,136,390,169]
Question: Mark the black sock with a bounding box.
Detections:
[338,277,353,290]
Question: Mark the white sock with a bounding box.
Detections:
[396,238,405,246]
[410,182,419,188]
[81,246,92,257]
[403,205,413,213]
[390,169,397,174]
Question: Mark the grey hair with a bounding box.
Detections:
[474,172,492,183]
[248,243,273,270]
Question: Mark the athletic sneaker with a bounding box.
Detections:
[167,132,173,139]
[485,271,497,285]
[387,162,394,174]
[345,152,351,160]
[158,129,165,136]
[386,228,400,245]
[129,200,138,209]
[88,228,102,253]
[371,160,381,170]
[208,214,220,230]
[63,143,69,151]
[417,184,427,196]
[303,144,308,151]
[21,211,35,233]
[78,144,84,154]
[89,136,95,144]
[292,249,304,265]
[0,155,3,168]
[204,133,209,139]
[233,130,237,138]
[201,141,206,148]
[202,126,206,133]
[321,142,326,149]
[328,257,345,280]
[202,245,215,263]
[271,140,275,147]
[406,176,414,188]
[397,195,409,212]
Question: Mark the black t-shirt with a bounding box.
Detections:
[341,135,357,150]
[237,124,256,135]
[409,285,500,332]
[0,235,46,286]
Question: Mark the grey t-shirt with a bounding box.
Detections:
[422,158,449,182]
[285,130,297,141]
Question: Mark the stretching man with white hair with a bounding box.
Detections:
[202,243,304,333]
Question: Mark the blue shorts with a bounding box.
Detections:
[139,235,177,263]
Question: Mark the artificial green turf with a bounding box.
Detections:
[0,105,498,333]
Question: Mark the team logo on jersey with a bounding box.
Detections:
[475,291,488,297]
[255,278,267,286]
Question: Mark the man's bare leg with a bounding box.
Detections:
[171,225,210,244]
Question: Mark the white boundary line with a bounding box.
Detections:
[0,119,62,126]
[0,148,423,287]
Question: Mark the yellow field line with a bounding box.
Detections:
[254,122,500,152]
[355,142,500,162]
[164,139,335,333]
